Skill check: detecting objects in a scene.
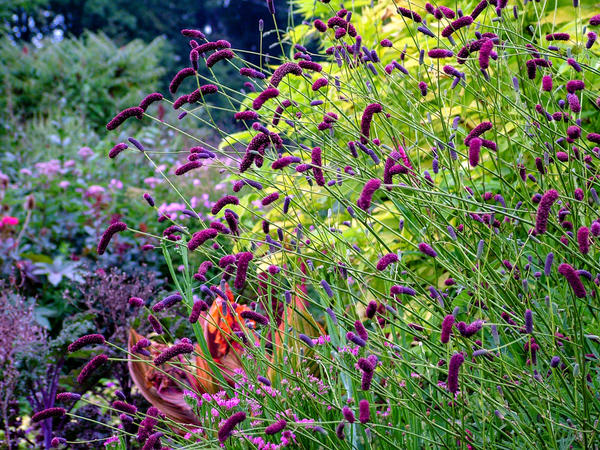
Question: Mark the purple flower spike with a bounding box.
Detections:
[442,15,473,38]
[212,195,239,215]
[298,333,315,348]
[154,342,194,365]
[68,334,105,352]
[418,242,437,258]
[218,411,246,443]
[376,253,398,270]
[447,353,464,393]
[544,252,554,276]
[360,103,382,144]
[428,48,454,59]
[525,309,533,334]
[188,228,218,251]
[97,222,127,255]
[253,87,280,110]
[357,178,381,211]
[206,49,235,68]
[77,354,108,384]
[152,293,183,313]
[32,407,66,423]
[106,107,144,131]
[270,62,303,88]
[169,67,195,94]
[469,137,482,167]
[265,419,287,435]
[346,331,366,347]
[240,310,269,326]
[440,315,455,343]
[234,251,253,290]
[546,33,570,41]
[535,189,559,234]
[397,7,422,23]
[577,226,590,254]
[358,399,370,423]
[558,263,586,298]
[139,92,163,111]
[342,406,356,423]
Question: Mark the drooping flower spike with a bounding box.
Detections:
[97,222,127,255]
[68,334,105,352]
[106,107,144,131]
[77,354,109,384]
[206,48,235,68]
[359,103,382,144]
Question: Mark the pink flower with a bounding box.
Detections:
[78,146,94,159]
[1,216,19,226]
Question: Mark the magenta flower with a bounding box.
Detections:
[108,143,128,159]
[311,147,326,186]
[77,354,108,384]
[354,320,368,341]
[261,192,279,206]
[270,62,303,88]
[175,161,202,176]
[169,67,195,94]
[418,242,437,258]
[359,103,382,144]
[196,40,231,54]
[97,222,127,255]
[32,407,66,423]
[440,315,455,344]
[535,189,559,234]
[546,33,570,41]
[187,84,219,103]
[428,48,454,59]
[447,353,464,394]
[299,61,323,72]
[358,399,370,423]
[341,406,356,424]
[464,121,493,144]
[153,342,194,365]
[577,226,590,254]
[112,400,137,415]
[240,310,269,326]
[139,92,163,111]
[189,299,208,323]
[272,156,301,170]
[218,411,246,443]
[152,293,183,313]
[376,253,398,271]
[239,67,266,79]
[181,29,205,39]
[470,0,489,19]
[442,15,473,38]
[106,107,144,131]
[252,88,280,110]
[397,6,422,22]
[172,94,189,109]
[314,19,327,32]
[312,77,329,91]
[479,39,493,70]
[558,263,586,298]
[68,334,105,352]
[357,178,381,211]
[188,228,218,251]
[212,195,239,215]
[468,137,482,167]
[234,251,253,290]
[265,419,287,435]
[206,49,235,68]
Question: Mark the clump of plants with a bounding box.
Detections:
[38,0,600,448]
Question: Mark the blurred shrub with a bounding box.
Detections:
[0,31,166,132]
